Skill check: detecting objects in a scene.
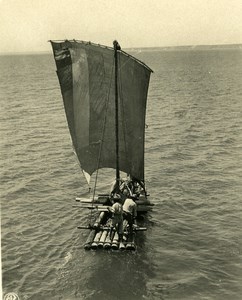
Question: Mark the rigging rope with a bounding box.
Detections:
[88,56,115,225]
[118,54,131,177]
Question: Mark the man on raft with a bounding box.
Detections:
[108,194,123,243]
[123,193,138,234]
[109,175,147,198]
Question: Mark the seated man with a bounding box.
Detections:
[122,194,138,233]
[127,175,147,196]
[108,194,123,242]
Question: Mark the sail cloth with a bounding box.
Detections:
[50,40,152,182]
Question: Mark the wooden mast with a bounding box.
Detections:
[113,40,120,188]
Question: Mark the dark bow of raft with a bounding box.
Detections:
[74,194,154,251]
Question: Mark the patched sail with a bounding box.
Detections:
[50,40,152,182]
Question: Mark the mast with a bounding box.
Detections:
[113,40,121,187]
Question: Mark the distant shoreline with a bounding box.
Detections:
[127,44,242,52]
[1,43,241,56]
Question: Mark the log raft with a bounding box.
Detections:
[76,194,151,251]
[80,212,146,251]
[82,224,140,251]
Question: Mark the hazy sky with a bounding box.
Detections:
[0,0,242,53]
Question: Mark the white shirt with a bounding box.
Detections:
[123,198,137,217]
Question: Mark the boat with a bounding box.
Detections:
[50,39,153,250]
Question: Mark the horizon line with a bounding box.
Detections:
[0,42,241,56]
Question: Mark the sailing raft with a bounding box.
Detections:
[50,40,153,251]
[75,190,154,251]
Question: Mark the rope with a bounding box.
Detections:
[118,54,131,176]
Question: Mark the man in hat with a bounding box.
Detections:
[108,194,123,242]
[122,194,137,233]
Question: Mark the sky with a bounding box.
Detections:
[0,0,242,53]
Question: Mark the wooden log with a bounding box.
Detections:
[122,234,128,245]
[98,230,108,248]
[111,232,119,250]
[73,205,95,209]
[103,230,113,249]
[77,223,147,232]
[96,207,109,212]
[77,206,153,212]
[97,194,110,200]
[84,230,96,250]
[98,225,146,232]
[121,219,128,249]
[93,212,106,228]
[91,230,103,249]
[75,205,109,212]
[133,226,147,231]
[88,205,109,210]
[76,195,109,204]
[126,234,136,251]
[74,204,152,212]
[75,196,153,206]
[77,225,91,230]
[76,196,99,202]
[119,241,125,250]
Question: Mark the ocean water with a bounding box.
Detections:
[1,48,242,300]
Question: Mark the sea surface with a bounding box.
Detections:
[1,47,242,300]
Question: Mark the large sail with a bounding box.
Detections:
[51,40,152,182]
